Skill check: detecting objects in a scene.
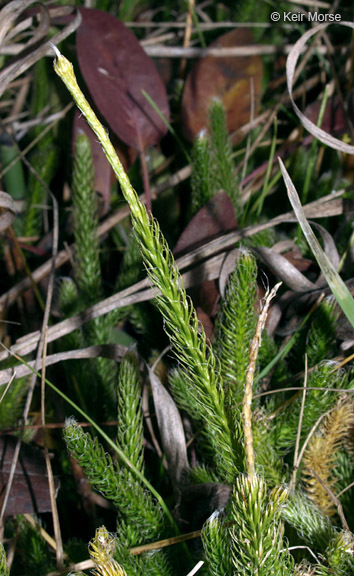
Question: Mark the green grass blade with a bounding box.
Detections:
[279,157,354,329]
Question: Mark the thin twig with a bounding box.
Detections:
[293,407,334,476]
[0,344,130,386]
[243,281,282,480]
[185,561,204,576]
[179,0,194,78]
[309,468,350,531]
[0,372,15,404]
[144,44,330,57]
[41,327,64,569]
[290,354,308,491]
[337,481,354,498]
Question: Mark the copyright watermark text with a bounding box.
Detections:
[270,11,342,23]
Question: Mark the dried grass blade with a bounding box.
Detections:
[0,191,16,232]
[279,157,354,328]
[286,21,354,154]
[148,366,189,485]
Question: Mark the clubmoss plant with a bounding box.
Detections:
[191,99,240,216]
[63,417,167,544]
[50,46,354,576]
[72,132,103,307]
[0,541,8,576]
[58,132,117,417]
[230,475,294,575]
[25,59,57,238]
[116,353,144,473]
[52,49,239,482]
[208,99,240,216]
[214,249,258,407]
[191,130,214,214]
[302,398,354,515]
[201,511,232,576]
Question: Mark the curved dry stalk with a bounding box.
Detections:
[243,281,282,479]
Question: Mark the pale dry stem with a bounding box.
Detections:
[243,282,282,479]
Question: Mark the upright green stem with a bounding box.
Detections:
[51,45,147,228]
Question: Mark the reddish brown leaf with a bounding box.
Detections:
[305,93,354,137]
[282,249,313,273]
[174,191,237,255]
[76,8,170,148]
[148,367,189,486]
[182,29,263,141]
[0,436,59,516]
[195,306,214,341]
[174,192,238,336]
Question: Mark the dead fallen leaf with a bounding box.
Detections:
[76,8,170,149]
[174,192,238,336]
[0,435,59,516]
[174,191,238,256]
[182,29,263,141]
[148,367,189,486]
[175,483,232,532]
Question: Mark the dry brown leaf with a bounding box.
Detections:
[182,29,263,141]
[148,367,189,485]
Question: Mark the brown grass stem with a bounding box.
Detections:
[243,281,281,480]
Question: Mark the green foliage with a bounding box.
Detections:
[115,233,142,291]
[25,59,57,238]
[257,329,288,382]
[72,132,102,306]
[230,475,294,575]
[131,209,239,482]
[10,517,55,575]
[271,363,353,455]
[190,99,240,216]
[214,249,258,406]
[17,35,352,576]
[305,300,337,366]
[68,132,117,415]
[0,377,28,429]
[63,418,166,545]
[322,531,354,575]
[25,146,57,238]
[57,276,81,318]
[282,492,335,551]
[0,542,8,576]
[58,48,353,574]
[114,533,172,576]
[253,422,286,486]
[309,531,354,575]
[191,131,214,214]
[116,352,144,472]
[202,513,232,576]
[208,99,240,216]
